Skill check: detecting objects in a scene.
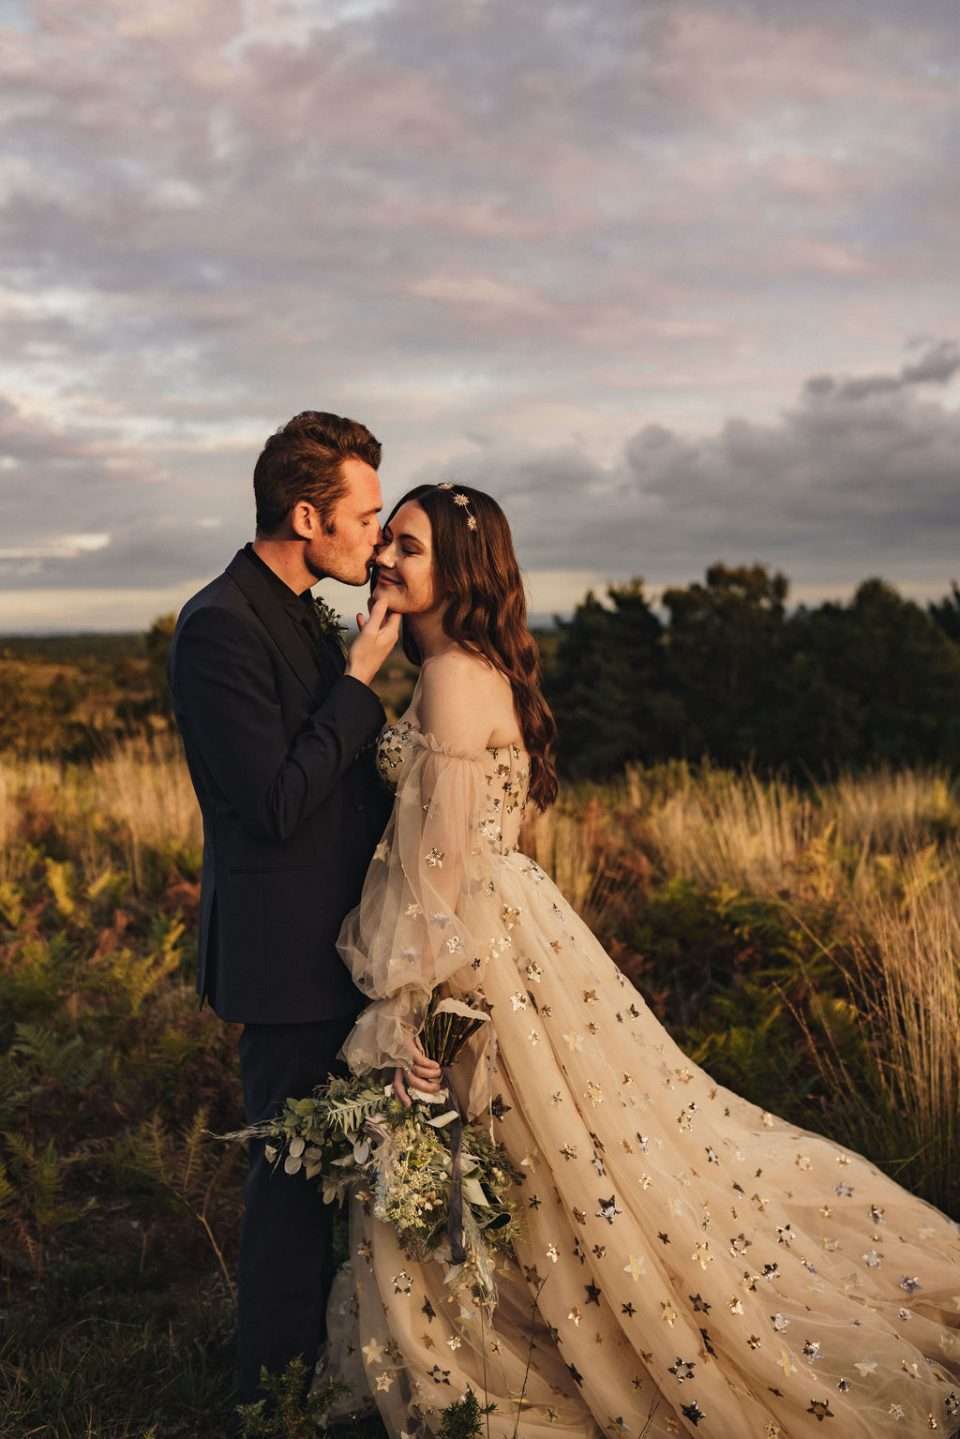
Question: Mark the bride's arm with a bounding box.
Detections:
[335,652,502,1091]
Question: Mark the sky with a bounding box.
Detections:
[0,0,958,631]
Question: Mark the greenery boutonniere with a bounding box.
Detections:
[311,595,348,654]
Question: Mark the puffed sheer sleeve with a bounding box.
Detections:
[335,730,501,1088]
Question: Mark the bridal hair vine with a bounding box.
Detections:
[436,481,478,531]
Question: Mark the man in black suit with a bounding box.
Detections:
[168,411,402,1411]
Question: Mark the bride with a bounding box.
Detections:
[314,481,960,1437]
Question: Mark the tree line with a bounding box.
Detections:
[544,566,960,780]
[3,567,959,777]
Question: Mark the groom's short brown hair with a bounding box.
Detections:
[253,411,382,535]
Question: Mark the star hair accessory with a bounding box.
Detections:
[436,481,478,531]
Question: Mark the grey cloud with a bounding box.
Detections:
[0,0,958,615]
[806,341,960,402]
[427,346,960,589]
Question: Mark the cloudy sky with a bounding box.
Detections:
[1,0,957,630]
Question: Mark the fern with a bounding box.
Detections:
[0,1158,13,1217]
[106,919,184,1014]
[0,1132,94,1240]
[180,1107,209,1195]
[0,1051,35,1127]
[86,865,129,907]
[322,1086,389,1138]
[11,1023,104,1090]
[0,879,23,928]
[44,858,75,918]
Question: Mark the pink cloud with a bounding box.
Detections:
[655,5,954,118]
[786,239,883,278]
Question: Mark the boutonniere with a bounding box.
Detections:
[312,595,348,654]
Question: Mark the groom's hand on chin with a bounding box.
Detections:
[345,593,400,688]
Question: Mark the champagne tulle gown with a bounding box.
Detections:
[314,668,960,1438]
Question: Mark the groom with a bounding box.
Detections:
[168,411,399,1410]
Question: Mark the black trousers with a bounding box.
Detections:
[236,1013,359,1406]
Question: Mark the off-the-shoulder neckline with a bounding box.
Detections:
[397,668,527,759]
[385,715,529,763]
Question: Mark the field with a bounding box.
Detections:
[2,731,960,1435]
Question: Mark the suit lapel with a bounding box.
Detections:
[225,549,326,699]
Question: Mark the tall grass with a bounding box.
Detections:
[0,737,201,889]
[4,744,960,1435]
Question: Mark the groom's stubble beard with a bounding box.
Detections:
[304,520,375,587]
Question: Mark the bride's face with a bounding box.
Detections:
[371,500,437,615]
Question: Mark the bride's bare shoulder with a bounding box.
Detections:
[418,648,510,751]
[420,647,500,689]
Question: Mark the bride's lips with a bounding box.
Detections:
[376,575,402,588]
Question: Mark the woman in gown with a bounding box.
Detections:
[315,482,960,1438]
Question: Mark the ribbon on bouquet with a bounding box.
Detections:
[443,1062,467,1264]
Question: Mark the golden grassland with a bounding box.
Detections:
[1,743,959,1436]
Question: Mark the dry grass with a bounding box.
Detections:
[0,736,201,889]
[5,743,960,1213]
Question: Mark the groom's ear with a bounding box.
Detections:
[290,499,329,539]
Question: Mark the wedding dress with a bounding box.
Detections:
[314,667,960,1438]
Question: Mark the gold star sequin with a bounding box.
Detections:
[692,1241,713,1270]
[777,1348,797,1377]
[624,1255,646,1282]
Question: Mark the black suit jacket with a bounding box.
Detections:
[168,547,393,1024]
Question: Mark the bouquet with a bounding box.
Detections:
[218,995,522,1307]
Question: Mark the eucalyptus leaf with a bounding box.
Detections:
[462,1176,490,1207]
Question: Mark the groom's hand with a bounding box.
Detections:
[393,1042,444,1109]
[345,594,401,688]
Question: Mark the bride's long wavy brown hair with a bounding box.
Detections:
[377,483,559,811]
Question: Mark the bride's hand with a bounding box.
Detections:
[393,1041,444,1109]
